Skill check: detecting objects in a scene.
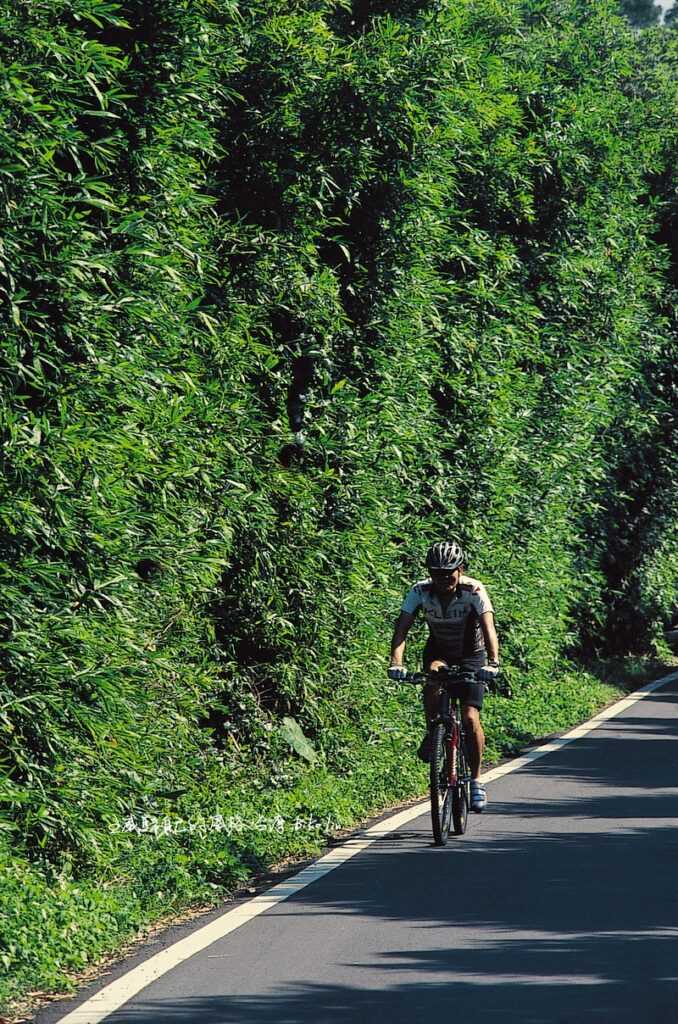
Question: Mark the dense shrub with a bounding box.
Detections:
[0,0,676,1006]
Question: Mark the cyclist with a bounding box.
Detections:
[387,540,500,812]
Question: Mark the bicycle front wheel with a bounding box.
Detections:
[430,723,453,846]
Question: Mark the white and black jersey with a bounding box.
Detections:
[401,575,494,660]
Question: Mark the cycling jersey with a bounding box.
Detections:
[401,575,494,660]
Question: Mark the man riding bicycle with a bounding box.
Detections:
[388,540,500,812]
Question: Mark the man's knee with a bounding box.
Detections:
[463,706,482,731]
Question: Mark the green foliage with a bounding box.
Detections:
[279,717,317,762]
[0,0,676,1008]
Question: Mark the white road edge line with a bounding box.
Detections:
[55,670,678,1023]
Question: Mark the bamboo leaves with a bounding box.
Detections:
[0,0,677,1005]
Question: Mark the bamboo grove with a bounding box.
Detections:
[0,0,676,1003]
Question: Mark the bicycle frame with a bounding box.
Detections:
[436,688,466,788]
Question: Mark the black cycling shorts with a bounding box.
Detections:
[422,637,486,710]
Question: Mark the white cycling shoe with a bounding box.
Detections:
[470,781,487,813]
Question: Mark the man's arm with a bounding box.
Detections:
[479,610,499,663]
[390,610,416,666]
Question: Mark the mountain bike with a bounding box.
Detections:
[397,666,483,846]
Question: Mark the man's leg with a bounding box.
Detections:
[462,704,485,779]
[463,703,487,811]
[417,644,447,761]
[422,658,448,726]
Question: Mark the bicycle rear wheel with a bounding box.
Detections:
[452,727,470,835]
[430,723,453,846]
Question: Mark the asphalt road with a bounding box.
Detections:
[46,679,678,1024]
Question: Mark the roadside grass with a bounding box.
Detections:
[583,652,678,692]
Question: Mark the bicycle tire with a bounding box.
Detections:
[430,723,453,846]
[452,726,470,835]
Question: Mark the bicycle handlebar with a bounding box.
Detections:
[395,667,481,686]
[391,666,512,697]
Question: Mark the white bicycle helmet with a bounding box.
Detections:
[425,540,465,572]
